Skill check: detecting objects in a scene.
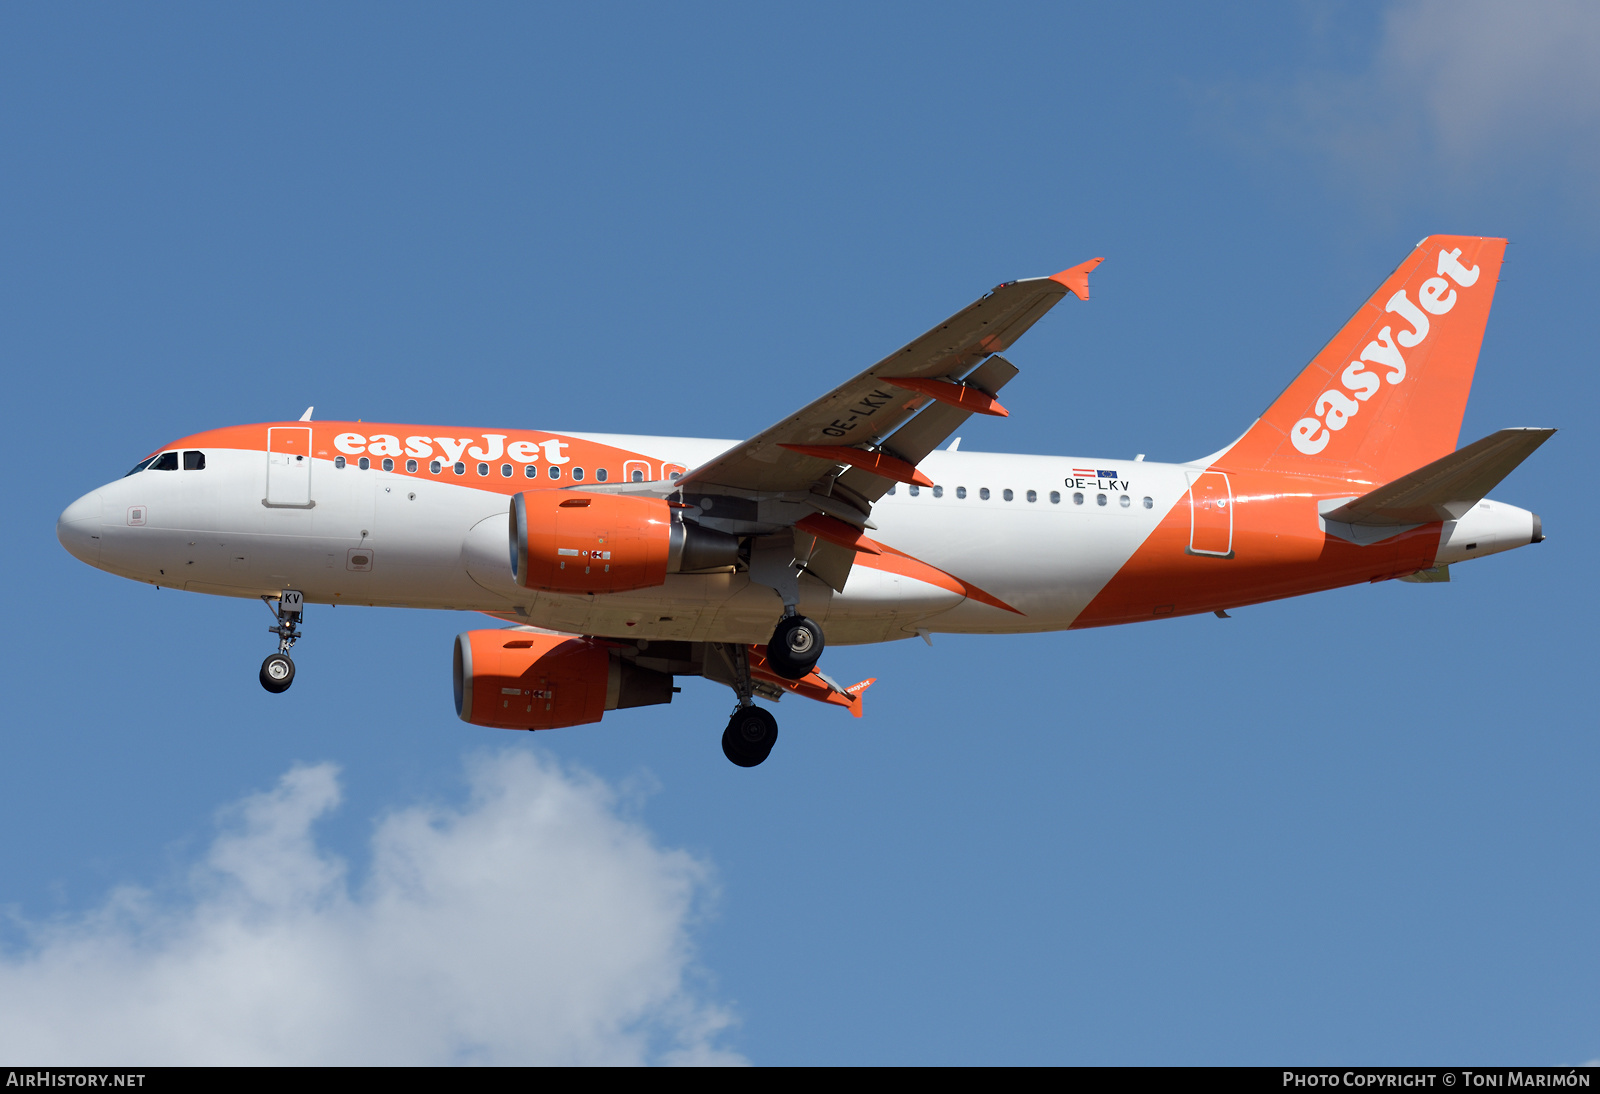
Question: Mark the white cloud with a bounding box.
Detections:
[0,752,744,1065]
[1208,1,1600,208]
[1376,0,1600,163]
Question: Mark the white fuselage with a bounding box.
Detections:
[60,433,1190,645]
[57,429,1538,647]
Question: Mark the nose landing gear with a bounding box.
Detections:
[259,589,304,694]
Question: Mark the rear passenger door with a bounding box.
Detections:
[1185,471,1234,558]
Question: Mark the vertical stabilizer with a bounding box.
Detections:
[1217,235,1505,484]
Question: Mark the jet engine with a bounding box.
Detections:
[508,490,739,594]
[453,629,675,730]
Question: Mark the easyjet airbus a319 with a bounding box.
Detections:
[58,236,1550,766]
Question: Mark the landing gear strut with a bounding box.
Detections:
[714,642,780,768]
[259,589,303,694]
[747,533,822,681]
[766,614,824,680]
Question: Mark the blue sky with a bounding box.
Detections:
[2,1,1596,1064]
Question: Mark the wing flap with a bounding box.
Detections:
[837,355,1021,502]
[796,536,858,593]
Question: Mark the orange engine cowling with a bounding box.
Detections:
[509,490,739,594]
[510,491,671,593]
[453,629,674,730]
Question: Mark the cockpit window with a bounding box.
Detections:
[183,450,206,470]
[124,455,159,477]
[149,452,179,471]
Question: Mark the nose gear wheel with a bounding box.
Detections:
[260,653,295,693]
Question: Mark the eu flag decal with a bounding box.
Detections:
[1097,469,1118,479]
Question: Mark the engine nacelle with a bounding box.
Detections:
[453,629,674,730]
[508,490,739,594]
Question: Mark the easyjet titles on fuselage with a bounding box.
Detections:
[336,432,571,467]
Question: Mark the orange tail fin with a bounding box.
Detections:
[1218,235,1506,484]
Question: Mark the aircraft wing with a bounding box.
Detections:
[677,260,1103,503]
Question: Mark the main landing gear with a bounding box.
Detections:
[716,641,781,768]
[259,589,304,694]
[722,705,779,768]
[766,613,824,680]
[711,614,824,767]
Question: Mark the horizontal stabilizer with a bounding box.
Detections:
[1322,427,1555,526]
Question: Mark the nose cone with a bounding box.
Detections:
[57,490,105,566]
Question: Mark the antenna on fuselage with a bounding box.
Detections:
[299,407,314,421]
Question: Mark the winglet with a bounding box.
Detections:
[844,677,876,718]
[1050,257,1104,301]
[299,406,314,422]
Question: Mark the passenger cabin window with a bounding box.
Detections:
[596,468,608,483]
[1050,491,1061,504]
[151,452,179,471]
[909,485,920,497]
[382,458,394,472]
[430,460,442,474]
[1119,494,1130,508]
[932,485,943,498]
[406,459,417,473]
[956,486,967,499]
[549,466,562,480]
[1026,489,1037,503]
[1143,497,1153,509]
[453,462,465,475]
[183,450,206,470]
[1003,489,1014,501]
[979,488,989,500]
[886,485,897,495]
[572,467,584,482]
[1073,492,1084,505]
[501,464,513,478]
[524,465,537,478]
[1097,493,1107,506]
[335,456,347,469]
[358,457,370,470]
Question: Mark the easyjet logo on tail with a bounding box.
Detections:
[1290,248,1481,456]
